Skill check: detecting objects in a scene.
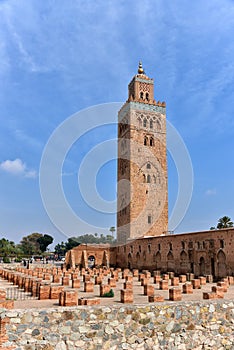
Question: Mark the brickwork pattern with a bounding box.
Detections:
[117,68,168,243]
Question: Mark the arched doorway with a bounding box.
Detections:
[155,251,161,270]
[217,250,227,278]
[180,251,188,273]
[211,257,215,276]
[199,257,205,276]
[136,252,141,268]
[167,251,175,272]
[128,253,132,269]
[88,255,95,268]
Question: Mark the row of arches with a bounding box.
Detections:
[143,174,161,184]
[128,249,226,263]
[119,134,156,149]
[127,249,227,277]
[141,162,161,185]
[87,252,109,268]
[119,115,162,135]
[140,91,149,101]
[144,136,154,146]
[141,118,161,131]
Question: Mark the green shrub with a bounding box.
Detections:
[102,289,114,298]
[15,257,22,263]
[3,257,10,263]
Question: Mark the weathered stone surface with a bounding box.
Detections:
[120,289,133,303]
[0,300,14,309]
[182,282,193,294]
[143,285,154,296]
[159,280,168,290]
[148,294,164,302]
[2,268,234,350]
[55,341,66,350]
[169,287,182,301]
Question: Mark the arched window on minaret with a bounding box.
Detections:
[137,117,142,128]
[143,174,146,183]
[156,120,161,131]
[150,119,153,129]
[150,137,154,146]
[143,118,147,127]
[146,163,151,169]
[140,91,144,99]
[147,175,151,183]
[144,136,148,146]
[146,92,149,101]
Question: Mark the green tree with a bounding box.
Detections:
[0,238,16,257]
[37,234,53,252]
[19,233,43,256]
[54,241,66,256]
[65,237,81,251]
[14,244,24,257]
[217,216,233,229]
[55,233,117,254]
[105,234,114,243]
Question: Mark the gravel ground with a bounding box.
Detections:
[1,272,234,310]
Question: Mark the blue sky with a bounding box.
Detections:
[0,0,234,245]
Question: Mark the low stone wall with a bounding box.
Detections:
[1,300,234,349]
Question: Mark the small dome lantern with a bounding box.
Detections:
[138,61,145,74]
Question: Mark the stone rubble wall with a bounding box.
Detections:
[1,301,234,349]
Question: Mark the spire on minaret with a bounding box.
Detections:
[138,61,145,74]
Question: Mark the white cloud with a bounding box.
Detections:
[205,188,216,196]
[24,170,37,179]
[0,158,25,174]
[0,158,36,178]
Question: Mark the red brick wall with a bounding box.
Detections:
[116,228,234,278]
[66,228,234,279]
[66,244,116,269]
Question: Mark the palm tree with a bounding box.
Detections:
[217,216,233,229]
[109,226,116,238]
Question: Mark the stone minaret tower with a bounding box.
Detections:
[117,62,168,244]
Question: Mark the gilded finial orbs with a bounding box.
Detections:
[138,61,145,74]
